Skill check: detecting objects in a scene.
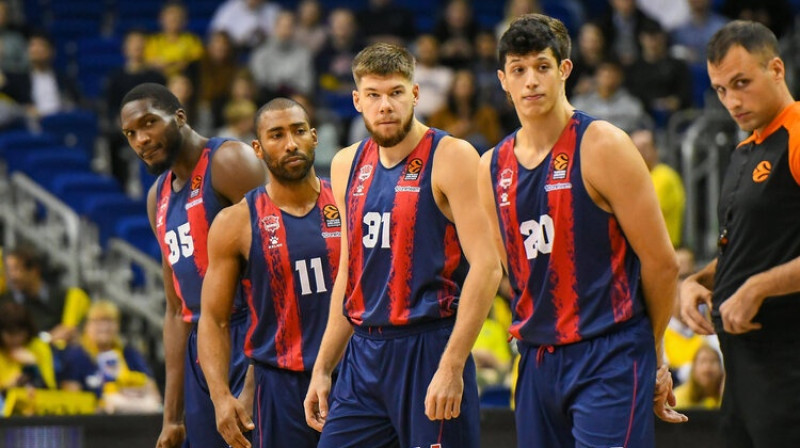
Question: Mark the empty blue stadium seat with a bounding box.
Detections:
[84,193,148,246]
[50,172,123,213]
[40,110,98,157]
[0,132,59,155]
[14,147,91,180]
[480,385,512,409]
[115,215,160,260]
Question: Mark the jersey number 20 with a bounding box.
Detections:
[520,214,554,260]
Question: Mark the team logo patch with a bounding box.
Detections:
[552,153,569,180]
[404,158,423,181]
[261,215,282,249]
[190,175,203,198]
[354,164,373,195]
[752,160,771,183]
[157,196,169,227]
[322,204,341,228]
[498,168,513,206]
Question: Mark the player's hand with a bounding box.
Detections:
[719,278,764,334]
[424,363,464,421]
[679,277,715,335]
[155,422,186,448]
[214,393,254,448]
[304,371,332,432]
[653,365,688,423]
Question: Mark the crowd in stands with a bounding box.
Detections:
[0,245,159,416]
[2,0,799,413]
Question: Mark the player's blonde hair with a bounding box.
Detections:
[352,43,415,86]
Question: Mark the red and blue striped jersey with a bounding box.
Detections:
[490,111,644,346]
[242,179,340,371]
[155,137,240,323]
[344,128,463,328]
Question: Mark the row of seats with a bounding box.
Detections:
[0,111,159,261]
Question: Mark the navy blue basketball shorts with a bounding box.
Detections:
[184,314,250,447]
[318,319,480,448]
[252,363,320,448]
[515,316,656,448]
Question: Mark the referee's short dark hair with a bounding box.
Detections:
[707,20,780,66]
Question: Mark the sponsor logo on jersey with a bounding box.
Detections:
[395,186,420,193]
[185,198,204,209]
[552,153,569,180]
[544,182,572,192]
[323,204,341,227]
[190,175,203,198]
[404,158,423,181]
[752,160,771,183]
[498,168,513,207]
[354,164,373,196]
[321,231,341,239]
[261,215,282,249]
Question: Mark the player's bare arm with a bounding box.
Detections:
[580,122,687,423]
[424,137,502,421]
[211,140,269,205]
[149,184,190,448]
[304,144,358,432]
[198,202,254,448]
[478,148,509,274]
[680,258,717,335]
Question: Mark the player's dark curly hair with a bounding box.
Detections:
[121,82,182,115]
[498,14,571,68]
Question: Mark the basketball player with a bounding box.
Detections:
[120,83,267,448]
[478,14,686,447]
[198,97,339,448]
[303,43,502,447]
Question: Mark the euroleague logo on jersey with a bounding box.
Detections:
[322,204,341,228]
[404,158,424,181]
[552,153,569,180]
[190,175,203,198]
[752,160,771,183]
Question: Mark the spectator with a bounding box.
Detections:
[567,21,608,97]
[671,0,729,66]
[472,295,513,392]
[637,0,690,31]
[433,0,480,68]
[295,0,328,56]
[631,129,686,247]
[626,21,693,126]
[0,246,90,347]
[144,2,204,78]
[721,0,794,38]
[104,29,167,188]
[290,92,342,175]
[0,0,27,73]
[673,344,724,409]
[428,69,502,151]
[216,99,257,143]
[27,32,81,118]
[59,300,161,414]
[597,0,660,66]
[249,10,315,98]
[571,59,649,133]
[196,31,240,130]
[495,0,541,39]
[315,8,361,96]
[413,34,454,121]
[0,301,56,391]
[0,68,32,130]
[209,0,280,51]
[167,73,198,129]
[471,30,517,134]
[357,0,416,45]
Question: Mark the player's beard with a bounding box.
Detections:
[144,122,182,176]
[364,110,414,148]
[267,150,315,183]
